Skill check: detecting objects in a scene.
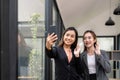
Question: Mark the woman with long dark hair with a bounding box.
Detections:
[45,27,82,80]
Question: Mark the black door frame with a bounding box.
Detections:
[45,0,65,80]
[45,0,53,80]
[0,0,64,80]
[1,0,18,80]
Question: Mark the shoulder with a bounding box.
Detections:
[80,51,87,57]
[100,49,106,53]
[98,50,109,59]
[53,46,61,50]
[100,50,107,55]
[52,46,63,52]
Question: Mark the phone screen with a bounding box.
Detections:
[48,25,57,42]
[48,25,57,35]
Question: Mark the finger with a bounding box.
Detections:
[48,35,58,43]
[77,44,81,50]
[51,34,58,40]
[50,32,56,36]
[74,47,77,51]
[48,33,57,40]
[47,33,51,38]
[47,33,56,40]
[51,37,58,42]
[47,34,52,42]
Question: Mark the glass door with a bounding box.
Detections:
[117,34,120,50]
[18,0,45,80]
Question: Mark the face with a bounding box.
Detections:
[63,30,76,46]
[83,32,96,48]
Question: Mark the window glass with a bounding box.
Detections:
[78,37,115,51]
[118,35,120,50]
[53,5,56,25]
[97,37,114,51]
[18,0,45,80]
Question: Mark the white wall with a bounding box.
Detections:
[18,0,45,21]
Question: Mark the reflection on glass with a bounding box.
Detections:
[53,5,56,25]
[18,0,45,80]
[118,35,120,50]
[18,32,32,76]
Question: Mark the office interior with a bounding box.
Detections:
[1,0,120,80]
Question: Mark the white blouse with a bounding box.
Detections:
[87,54,96,74]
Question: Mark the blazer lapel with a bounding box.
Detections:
[83,51,88,67]
[95,52,99,75]
[61,47,68,64]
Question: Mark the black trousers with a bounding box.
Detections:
[89,74,96,80]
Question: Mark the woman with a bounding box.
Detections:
[18,32,31,76]
[80,30,111,80]
[45,27,82,80]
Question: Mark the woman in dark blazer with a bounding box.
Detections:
[80,30,111,80]
[45,27,82,80]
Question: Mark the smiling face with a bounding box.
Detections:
[63,30,76,47]
[83,31,97,49]
[58,27,78,49]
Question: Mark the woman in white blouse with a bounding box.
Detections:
[80,30,111,80]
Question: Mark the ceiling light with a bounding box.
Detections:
[113,5,120,15]
[105,0,115,26]
[105,17,115,25]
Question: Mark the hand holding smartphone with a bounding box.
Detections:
[48,25,57,42]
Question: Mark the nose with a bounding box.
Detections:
[67,35,71,39]
[84,38,89,44]
[85,37,89,41]
[86,38,89,41]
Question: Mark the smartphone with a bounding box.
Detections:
[48,25,57,42]
[48,25,57,35]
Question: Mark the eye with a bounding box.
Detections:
[88,36,91,39]
[71,35,75,38]
[83,37,87,40]
[65,33,70,37]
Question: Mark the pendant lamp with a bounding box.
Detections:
[105,17,115,25]
[105,0,115,26]
[113,0,120,15]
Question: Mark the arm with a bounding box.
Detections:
[74,44,84,75]
[95,43,111,73]
[96,50,111,73]
[45,33,58,58]
[45,46,58,58]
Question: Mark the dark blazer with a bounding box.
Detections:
[45,46,82,80]
[80,50,111,80]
